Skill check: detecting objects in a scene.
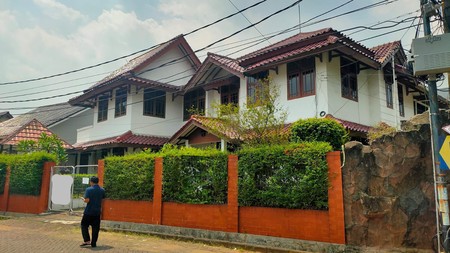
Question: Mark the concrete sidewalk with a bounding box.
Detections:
[0,212,262,253]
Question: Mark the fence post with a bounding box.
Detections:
[0,166,11,212]
[152,157,163,225]
[227,155,239,233]
[98,160,105,187]
[38,162,54,214]
[327,151,346,244]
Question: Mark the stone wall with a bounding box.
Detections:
[343,124,437,250]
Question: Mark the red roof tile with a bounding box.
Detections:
[370,41,402,65]
[0,119,73,149]
[208,53,245,76]
[325,114,371,133]
[73,131,169,150]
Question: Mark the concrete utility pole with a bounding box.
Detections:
[420,0,450,251]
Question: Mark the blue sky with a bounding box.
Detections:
[0,0,420,115]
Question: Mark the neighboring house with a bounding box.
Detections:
[0,118,72,154]
[68,35,201,164]
[0,112,13,123]
[175,28,437,148]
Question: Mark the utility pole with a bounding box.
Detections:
[420,0,450,251]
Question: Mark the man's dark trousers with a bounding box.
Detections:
[81,214,101,246]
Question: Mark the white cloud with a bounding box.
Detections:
[33,0,86,21]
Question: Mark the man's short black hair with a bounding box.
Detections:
[90,176,99,184]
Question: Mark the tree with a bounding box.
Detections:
[210,77,288,146]
[17,133,68,164]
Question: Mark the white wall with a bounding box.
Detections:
[138,47,197,86]
[130,86,184,137]
[50,108,92,144]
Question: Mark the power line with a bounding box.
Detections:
[0,0,270,86]
[1,1,416,106]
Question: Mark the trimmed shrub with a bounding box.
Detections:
[9,152,56,196]
[238,142,332,209]
[104,153,155,201]
[161,147,228,204]
[73,174,96,198]
[0,155,9,194]
[290,118,348,150]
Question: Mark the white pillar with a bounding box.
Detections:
[221,139,227,152]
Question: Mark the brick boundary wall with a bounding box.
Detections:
[0,162,54,214]
[99,152,345,244]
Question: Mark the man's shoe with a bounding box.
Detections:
[91,243,97,248]
[80,242,90,247]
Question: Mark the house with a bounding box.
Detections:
[0,112,13,123]
[0,118,72,154]
[170,28,436,148]
[68,35,201,164]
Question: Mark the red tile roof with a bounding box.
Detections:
[325,114,371,133]
[73,131,169,150]
[0,119,73,149]
[370,41,402,65]
[208,53,245,76]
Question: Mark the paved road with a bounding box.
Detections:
[0,214,256,253]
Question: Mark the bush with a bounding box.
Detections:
[104,153,155,201]
[0,155,9,194]
[238,142,332,209]
[73,174,96,198]
[290,118,348,150]
[9,152,56,195]
[161,146,228,204]
[367,122,396,142]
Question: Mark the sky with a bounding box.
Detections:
[0,0,422,115]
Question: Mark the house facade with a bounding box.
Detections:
[68,35,201,163]
[173,28,433,148]
[67,28,438,158]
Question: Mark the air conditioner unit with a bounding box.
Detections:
[411,33,450,76]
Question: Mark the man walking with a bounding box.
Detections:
[80,176,105,248]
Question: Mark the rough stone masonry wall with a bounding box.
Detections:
[343,124,437,250]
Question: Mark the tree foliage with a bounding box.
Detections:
[17,133,68,165]
[290,118,348,150]
[210,77,288,146]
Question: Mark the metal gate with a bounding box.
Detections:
[48,165,98,212]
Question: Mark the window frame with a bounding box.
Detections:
[385,82,393,109]
[114,87,127,118]
[341,58,358,101]
[287,57,316,100]
[97,95,109,123]
[220,83,239,106]
[183,89,205,121]
[143,88,166,118]
[246,71,268,105]
[398,84,405,117]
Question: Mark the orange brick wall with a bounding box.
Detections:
[162,202,229,231]
[239,207,330,241]
[0,162,53,214]
[99,152,346,244]
[102,199,153,224]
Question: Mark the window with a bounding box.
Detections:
[247,71,268,105]
[114,87,127,117]
[183,89,205,120]
[143,88,166,118]
[220,83,239,105]
[398,85,405,117]
[287,57,315,99]
[97,95,108,122]
[414,101,428,115]
[386,82,393,108]
[341,58,358,101]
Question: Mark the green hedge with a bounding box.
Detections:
[238,142,332,209]
[104,153,155,201]
[161,147,228,204]
[73,174,96,197]
[290,118,348,150]
[9,152,56,196]
[0,155,9,194]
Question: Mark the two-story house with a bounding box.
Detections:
[68,35,201,164]
[169,28,434,148]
